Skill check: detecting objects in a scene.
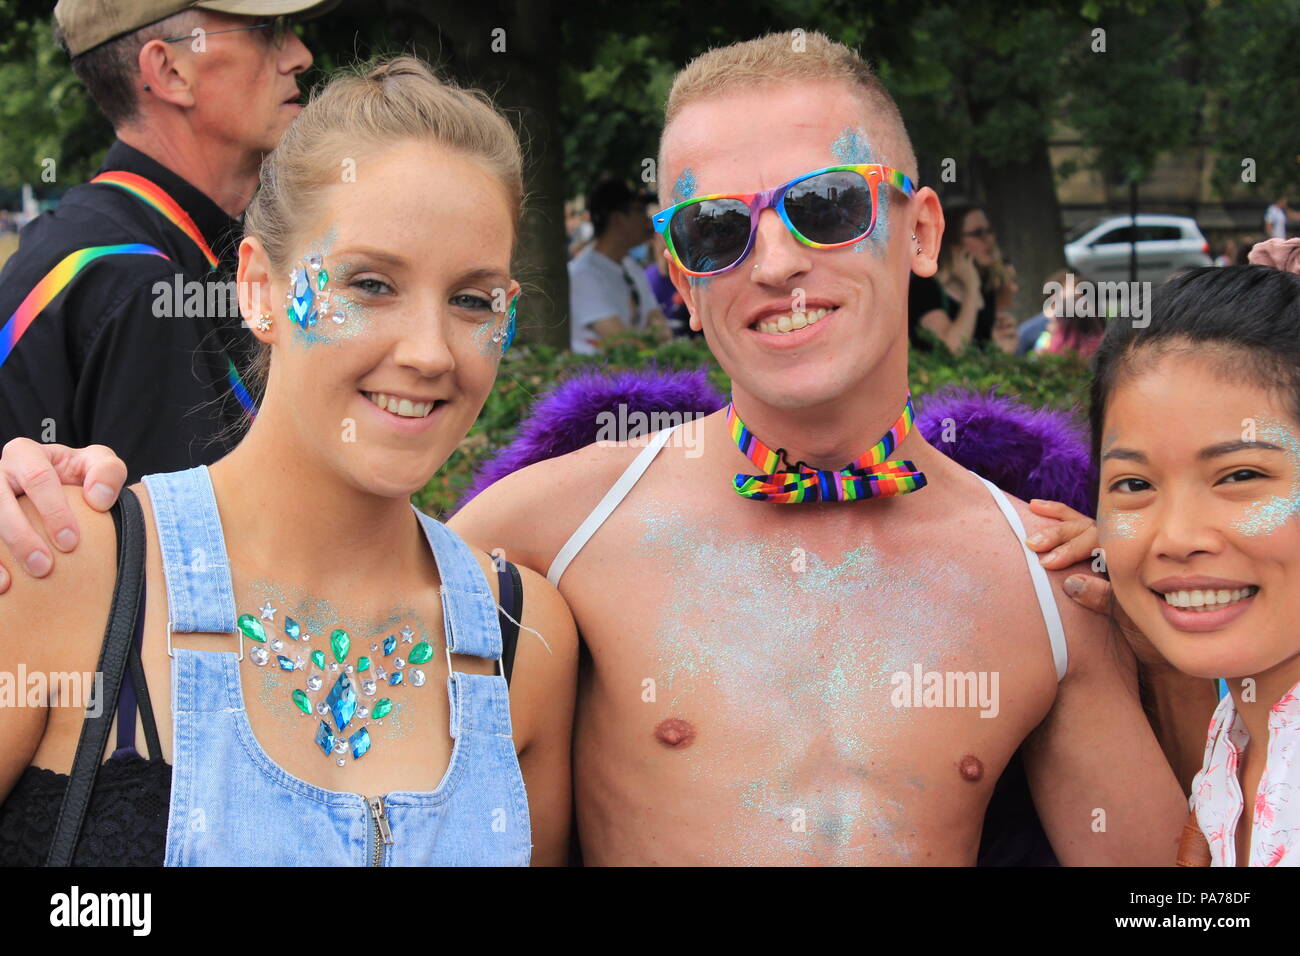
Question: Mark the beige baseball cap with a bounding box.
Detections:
[54,0,341,58]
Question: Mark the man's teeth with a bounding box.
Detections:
[1161,586,1258,611]
[364,392,437,419]
[756,308,831,335]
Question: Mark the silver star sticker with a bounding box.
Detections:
[259,601,276,621]
[294,657,305,671]
[400,625,414,643]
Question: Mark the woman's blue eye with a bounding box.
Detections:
[452,294,492,310]
[352,278,392,295]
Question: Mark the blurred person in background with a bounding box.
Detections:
[908,200,1017,355]
[567,176,669,354]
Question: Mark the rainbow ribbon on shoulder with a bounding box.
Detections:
[90,171,219,270]
[728,393,927,503]
[0,171,256,422]
[0,243,169,368]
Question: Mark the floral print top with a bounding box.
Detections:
[1190,682,1300,866]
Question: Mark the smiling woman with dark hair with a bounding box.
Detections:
[1087,265,1300,866]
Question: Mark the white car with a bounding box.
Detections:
[1064,214,1211,284]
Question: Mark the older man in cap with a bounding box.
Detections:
[0,1,332,577]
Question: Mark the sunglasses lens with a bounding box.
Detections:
[669,198,751,274]
[783,170,873,246]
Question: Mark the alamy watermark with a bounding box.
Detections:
[890,664,1000,718]
[594,404,707,458]
[1,665,103,716]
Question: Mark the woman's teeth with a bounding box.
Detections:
[364,391,437,419]
[1161,586,1258,611]
[756,307,831,335]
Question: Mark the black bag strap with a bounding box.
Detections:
[496,560,524,687]
[46,487,146,866]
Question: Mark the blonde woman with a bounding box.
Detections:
[0,57,577,866]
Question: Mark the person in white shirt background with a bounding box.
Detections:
[567,177,670,354]
[1264,196,1300,241]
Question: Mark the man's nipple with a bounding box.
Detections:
[654,717,697,750]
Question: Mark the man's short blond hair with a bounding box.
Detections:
[662,30,918,183]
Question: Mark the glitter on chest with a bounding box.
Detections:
[639,505,983,704]
[636,501,986,858]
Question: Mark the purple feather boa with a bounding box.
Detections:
[456,369,1095,517]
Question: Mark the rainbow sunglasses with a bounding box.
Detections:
[653,163,916,277]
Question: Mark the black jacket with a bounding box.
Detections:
[0,140,256,480]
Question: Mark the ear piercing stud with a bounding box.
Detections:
[256,311,273,332]
[912,232,923,254]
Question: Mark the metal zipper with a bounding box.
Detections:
[367,795,393,866]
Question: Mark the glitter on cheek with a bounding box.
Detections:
[1098,508,1142,541]
[1233,421,1300,536]
[470,313,509,359]
[831,127,888,253]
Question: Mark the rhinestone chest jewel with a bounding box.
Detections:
[237,605,433,767]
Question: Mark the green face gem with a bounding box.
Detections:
[311,649,326,670]
[292,689,311,715]
[330,628,351,664]
[317,268,328,291]
[357,656,371,673]
[372,698,393,720]
[237,614,267,643]
[408,641,433,665]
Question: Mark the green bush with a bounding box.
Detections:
[415,330,1093,516]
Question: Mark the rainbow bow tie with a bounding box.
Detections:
[727,394,927,503]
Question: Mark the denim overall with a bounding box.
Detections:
[141,466,531,866]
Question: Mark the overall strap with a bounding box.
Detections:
[547,424,680,586]
[47,488,146,866]
[974,474,1069,682]
[413,507,502,660]
[141,466,237,636]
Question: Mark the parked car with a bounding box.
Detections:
[1064,214,1212,284]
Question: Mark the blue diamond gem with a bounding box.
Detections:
[383,635,397,656]
[315,721,335,756]
[326,673,357,732]
[285,617,301,640]
[276,655,295,671]
[349,727,372,759]
[289,268,317,329]
[388,670,403,687]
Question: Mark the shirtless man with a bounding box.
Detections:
[0,32,1187,864]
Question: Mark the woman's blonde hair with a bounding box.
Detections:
[238,55,524,398]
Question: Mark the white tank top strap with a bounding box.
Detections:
[973,473,1069,682]
[546,424,682,586]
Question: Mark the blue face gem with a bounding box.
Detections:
[388,670,403,687]
[315,721,335,756]
[276,655,295,671]
[284,617,301,640]
[288,267,318,329]
[349,727,371,759]
[326,673,358,732]
[383,635,397,656]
